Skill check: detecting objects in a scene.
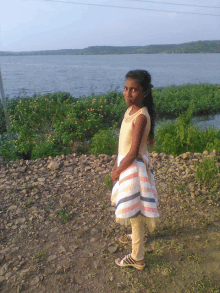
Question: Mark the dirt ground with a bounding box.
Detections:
[0,152,220,293]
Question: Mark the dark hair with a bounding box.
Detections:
[125,70,155,139]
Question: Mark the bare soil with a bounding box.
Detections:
[0,152,220,293]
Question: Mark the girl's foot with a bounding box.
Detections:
[115,254,145,270]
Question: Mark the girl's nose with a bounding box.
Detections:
[126,90,131,98]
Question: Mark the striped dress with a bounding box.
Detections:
[111,107,159,231]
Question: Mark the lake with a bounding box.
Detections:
[0,54,220,128]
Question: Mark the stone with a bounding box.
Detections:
[47,255,57,262]
[108,244,118,254]
[70,245,79,253]
[58,245,66,253]
[0,263,9,276]
[4,271,13,280]
[30,276,40,286]
[15,218,26,225]
[0,276,5,283]
[90,238,97,243]
[8,205,17,211]
[20,225,28,229]
[16,208,25,215]
[93,260,99,269]
[0,254,5,262]
[47,161,60,171]
[20,268,30,278]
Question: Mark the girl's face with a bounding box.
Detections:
[123,78,144,107]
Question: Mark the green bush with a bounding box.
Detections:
[195,157,220,187]
[0,133,19,161]
[0,85,219,161]
[153,83,220,118]
[103,173,113,190]
[5,91,124,160]
[154,107,220,156]
[90,129,118,157]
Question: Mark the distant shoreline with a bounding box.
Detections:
[1,40,220,56]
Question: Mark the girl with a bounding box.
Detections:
[111,70,159,270]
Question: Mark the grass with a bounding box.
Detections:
[55,209,71,224]
[103,174,113,190]
[34,250,48,261]
[195,156,220,187]
[115,223,220,293]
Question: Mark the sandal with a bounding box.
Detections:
[115,254,145,270]
[119,234,132,244]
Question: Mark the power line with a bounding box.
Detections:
[40,0,220,16]
[124,0,220,9]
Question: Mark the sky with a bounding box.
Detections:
[0,0,220,52]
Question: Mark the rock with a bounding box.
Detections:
[16,208,25,215]
[15,218,26,225]
[20,268,30,278]
[47,161,60,171]
[203,150,209,156]
[58,245,66,253]
[90,228,99,236]
[20,166,27,173]
[108,244,118,254]
[30,276,40,286]
[0,254,5,262]
[47,255,57,262]
[50,227,58,233]
[0,276,5,283]
[70,245,79,253]
[152,152,159,158]
[0,263,9,276]
[8,205,17,211]
[20,225,28,229]
[90,238,97,243]
[182,153,188,160]
[5,271,13,280]
[93,260,99,269]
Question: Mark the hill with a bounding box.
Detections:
[0,40,219,56]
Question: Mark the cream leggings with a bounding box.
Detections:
[130,216,145,261]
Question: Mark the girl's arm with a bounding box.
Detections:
[111,114,147,181]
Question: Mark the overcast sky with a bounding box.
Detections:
[1,0,220,52]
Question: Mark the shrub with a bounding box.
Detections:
[154,107,220,156]
[195,157,220,187]
[90,129,118,156]
[0,133,19,161]
[103,173,113,190]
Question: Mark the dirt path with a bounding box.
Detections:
[0,152,220,292]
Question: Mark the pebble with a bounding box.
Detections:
[0,276,5,283]
[8,205,17,211]
[30,276,40,286]
[47,255,57,262]
[108,244,118,254]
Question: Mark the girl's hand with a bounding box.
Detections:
[111,169,120,182]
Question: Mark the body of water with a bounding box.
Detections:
[0,54,220,128]
[1,54,220,99]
